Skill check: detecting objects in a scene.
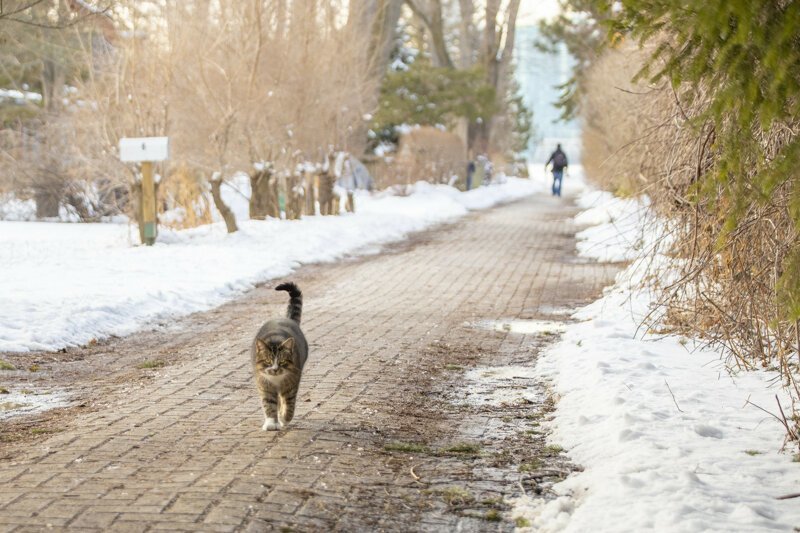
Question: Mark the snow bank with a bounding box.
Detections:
[573,190,650,263]
[0,193,36,221]
[0,177,544,353]
[513,188,800,531]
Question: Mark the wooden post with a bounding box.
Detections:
[141,161,157,245]
[119,137,168,242]
[305,172,315,215]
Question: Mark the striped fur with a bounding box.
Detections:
[251,282,308,431]
[275,282,302,324]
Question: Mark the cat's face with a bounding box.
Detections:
[255,337,295,377]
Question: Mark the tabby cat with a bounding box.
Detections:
[251,282,308,431]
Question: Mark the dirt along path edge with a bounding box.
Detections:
[0,193,619,531]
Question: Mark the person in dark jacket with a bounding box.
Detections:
[466,160,476,190]
[545,144,568,197]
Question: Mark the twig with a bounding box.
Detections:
[774,395,798,440]
[614,85,658,96]
[744,398,791,435]
[517,474,527,496]
[775,492,800,500]
[409,464,428,486]
[664,380,684,412]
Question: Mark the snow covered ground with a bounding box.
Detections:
[513,178,800,532]
[0,176,545,353]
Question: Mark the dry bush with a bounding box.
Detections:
[163,0,374,230]
[159,165,212,230]
[581,44,684,197]
[582,43,800,444]
[9,0,378,231]
[393,126,467,186]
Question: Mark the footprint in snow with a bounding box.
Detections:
[693,424,723,439]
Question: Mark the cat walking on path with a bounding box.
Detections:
[251,282,308,431]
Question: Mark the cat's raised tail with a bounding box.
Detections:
[275,282,302,324]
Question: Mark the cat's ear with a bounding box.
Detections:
[279,337,295,352]
[256,339,268,356]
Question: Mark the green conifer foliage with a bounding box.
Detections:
[374,60,497,130]
[610,0,800,319]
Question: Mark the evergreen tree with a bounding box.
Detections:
[607,0,800,319]
[371,58,496,146]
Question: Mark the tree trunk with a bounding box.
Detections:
[473,0,501,156]
[495,0,521,98]
[275,0,287,40]
[285,174,303,220]
[269,177,281,218]
[41,59,64,112]
[318,170,335,215]
[304,172,315,215]
[406,0,453,68]
[457,0,476,68]
[367,0,404,80]
[249,169,275,220]
[210,177,238,233]
[34,188,60,218]
[467,0,520,157]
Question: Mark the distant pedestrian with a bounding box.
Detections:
[481,156,493,186]
[545,144,568,197]
[476,154,494,185]
[466,160,476,190]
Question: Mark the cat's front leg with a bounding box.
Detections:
[261,391,280,431]
[279,389,298,426]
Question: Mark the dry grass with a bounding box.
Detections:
[159,165,213,230]
[137,359,166,370]
[581,43,800,446]
[393,127,467,188]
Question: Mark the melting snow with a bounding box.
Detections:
[0,389,70,420]
[458,366,540,407]
[485,320,567,336]
[512,169,800,532]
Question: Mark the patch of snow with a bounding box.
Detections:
[537,306,576,317]
[373,142,395,157]
[0,176,547,353]
[0,193,36,221]
[573,190,651,263]
[0,88,42,104]
[459,366,540,407]
[512,183,800,532]
[0,389,70,420]
[481,319,567,335]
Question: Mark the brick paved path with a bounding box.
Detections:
[0,194,618,531]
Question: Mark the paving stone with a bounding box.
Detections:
[0,196,617,530]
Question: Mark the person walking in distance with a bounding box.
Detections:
[546,144,568,197]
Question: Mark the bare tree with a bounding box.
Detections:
[406,0,453,68]
[470,0,520,154]
[399,0,521,156]
[0,0,118,217]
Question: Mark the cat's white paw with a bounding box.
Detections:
[262,418,280,431]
